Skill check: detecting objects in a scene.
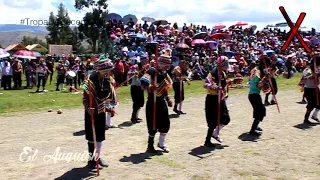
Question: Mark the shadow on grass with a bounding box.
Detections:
[188,144,227,159]
[296,101,307,104]
[73,130,85,136]
[119,150,163,164]
[238,132,260,142]
[54,165,97,180]
[294,122,320,130]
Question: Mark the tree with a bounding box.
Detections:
[75,0,108,53]
[67,27,85,53]
[21,36,47,48]
[46,3,72,45]
[46,12,59,44]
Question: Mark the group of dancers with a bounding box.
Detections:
[80,53,320,170]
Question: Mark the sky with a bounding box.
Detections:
[0,0,319,30]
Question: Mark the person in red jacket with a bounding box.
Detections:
[123,59,130,86]
[114,58,124,86]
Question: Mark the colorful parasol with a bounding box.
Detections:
[191,39,206,46]
[13,50,36,59]
[123,14,138,24]
[176,43,190,49]
[141,17,155,22]
[107,13,122,21]
[154,20,168,26]
[192,32,208,39]
[213,23,226,29]
[210,33,231,39]
[0,48,10,58]
[235,21,248,26]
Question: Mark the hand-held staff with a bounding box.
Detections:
[153,44,159,130]
[312,49,319,105]
[179,58,183,112]
[216,59,222,136]
[88,81,100,175]
[116,65,148,89]
[261,54,280,113]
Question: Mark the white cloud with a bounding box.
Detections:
[0,0,319,30]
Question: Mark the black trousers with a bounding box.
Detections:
[146,96,170,135]
[85,111,106,142]
[131,85,144,110]
[205,94,230,129]
[13,73,22,88]
[78,73,85,86]
[248,93,266,121]
[37,75,46,89]
[265,77,278,100]
[304,87,320,111]
[2,75,12,90]
[173,81,184,103]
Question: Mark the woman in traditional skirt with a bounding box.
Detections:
[203,56,230,147]
[264,58,278,105]
[81,57,116,169]
[171,60,190,114]
[301,58,320,124]
[145,54,173,153]
[248,57,270,136]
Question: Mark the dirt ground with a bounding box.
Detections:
[0,90,319,180]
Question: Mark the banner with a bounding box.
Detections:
[48,45,73,55]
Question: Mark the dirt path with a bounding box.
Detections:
[0,90,319,180]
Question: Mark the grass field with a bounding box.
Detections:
[0,72,302,115]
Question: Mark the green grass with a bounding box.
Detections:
[0,72,302,115]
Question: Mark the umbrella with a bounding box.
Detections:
[154,20,168,26]
[264,50,275,54]
[191,39,206,46]
[176,43,189,49]
[13,50,36,59]
[210,33,231,39]
[229,59,237,63]
[235,21,248,26]
[213,23,226,29]
[141,17,155,22]
[32,51,42,57]
[123,14,138,24]
[276,58,284,64]
[206,41,218,49]
[0,48,10,58]
[192,32,208,39]
[304,38,311,43]
[130,33,147,40]
[107,13,122,21]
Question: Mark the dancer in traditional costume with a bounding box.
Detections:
[264,58,278,105]
[105,70,118,130]
[203,56,230,147]
[248,58,270,136]
[81,58,116,169]
[145,54,173,153]
[301,62,320,124]
[128,64,145,123]
[171,60,190,114]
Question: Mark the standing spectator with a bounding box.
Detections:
[46,56,54,84]
[24,59,34,88]
[123,59,130,86]
[12,58,22,89]
[1,60,12,90]
[114,58,124,85]
[36,61,50,92]
[56,61,66,91]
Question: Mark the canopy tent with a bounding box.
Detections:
[5,43,28,52]
[26,44,48,53]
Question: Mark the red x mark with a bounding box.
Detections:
[279,6,311,53]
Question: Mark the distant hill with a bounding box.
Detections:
[0,24,48,33]
[0,24,48,47]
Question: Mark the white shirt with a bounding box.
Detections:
[2,65,13,76]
